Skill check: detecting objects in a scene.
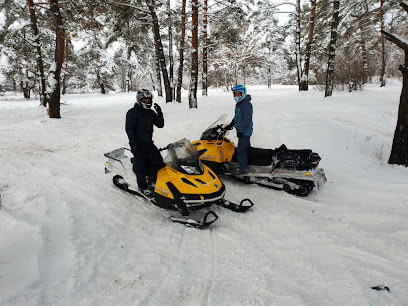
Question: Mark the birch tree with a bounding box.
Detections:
[202,0,208,96]
[380,0,386,87]
[167,0,174,98]
[188,0,199,108]
[324,0,340,97]
[176,0,186,102]
[26,0,49,106]
[295,0,302,88]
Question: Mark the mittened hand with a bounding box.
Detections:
[154,103,162,114]
[225,123,234,131]
[237,132,243,138]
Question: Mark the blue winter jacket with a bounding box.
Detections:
[234,95,253,137]
[125,103,164,149]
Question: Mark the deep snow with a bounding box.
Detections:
[0,85,407,305]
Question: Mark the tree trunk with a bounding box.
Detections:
[154,46,162,96]
[359,18,369,84]
[295,0,302,89]
[176,0,186,102]
[168,0,174,98]
[146,0,172,102]
[267,42,272,88]
[382,4,408,166]
[48,0,64,118]
[20,81,30,99]
[324,0,340,98]
[97,72,106,94]
[26,0,48,107]
[388,51,408,166]
[150,73,156,91]
[380,0,386,87]
[188,0,199,109]
[299,0,317,91]
[62,73,67,95]
[202,0,208,96]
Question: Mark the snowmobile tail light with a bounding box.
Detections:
[305,172,311,176]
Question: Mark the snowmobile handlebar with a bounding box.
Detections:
[214,125,227,146]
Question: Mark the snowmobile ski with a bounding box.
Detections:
[168,211,218,229]
[216,198,254,212]
[112,175,219,228]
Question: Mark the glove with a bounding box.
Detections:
[154,103,162,115]
[224,120,234,131]
[237,132,243,138]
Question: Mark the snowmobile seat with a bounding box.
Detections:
[231,147,274,166]
[247,147,274,165]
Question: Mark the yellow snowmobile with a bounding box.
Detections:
[104,138,253,228]
[192,115,327,197]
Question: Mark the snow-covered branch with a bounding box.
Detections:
[381,30,408,51]
[108,1,150,14]
[400,1,408,13]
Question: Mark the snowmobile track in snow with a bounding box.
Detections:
[138,227,189,305]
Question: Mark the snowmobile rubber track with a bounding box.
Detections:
[112,175,219,229]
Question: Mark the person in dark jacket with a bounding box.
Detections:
[224,84,253,174]
[125,89,164,196]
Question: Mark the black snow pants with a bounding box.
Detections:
[132,143,164,190]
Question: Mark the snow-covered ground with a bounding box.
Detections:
[1,85,407,305]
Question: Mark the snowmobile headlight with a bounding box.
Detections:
[181,165,201,175]
[305,172,311,176]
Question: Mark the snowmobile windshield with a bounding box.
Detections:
[165,138,204,175]
[200,114,229,140]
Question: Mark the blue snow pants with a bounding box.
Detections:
[237,135,251,173]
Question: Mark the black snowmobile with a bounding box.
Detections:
[104,138,253,228]
[192,115,327,196]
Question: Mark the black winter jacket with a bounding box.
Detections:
[125,103,164,149]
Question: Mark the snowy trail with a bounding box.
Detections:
[1,86,407,305]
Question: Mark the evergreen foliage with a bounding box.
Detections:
[0,0,406,97]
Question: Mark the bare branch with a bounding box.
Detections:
[400,1,408,13]
[381,30,408,51]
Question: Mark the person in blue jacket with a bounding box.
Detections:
[224,84,253,174]
[125,89,164,196]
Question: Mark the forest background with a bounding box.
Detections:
[1,0,408,165]
[1,0,407,103]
